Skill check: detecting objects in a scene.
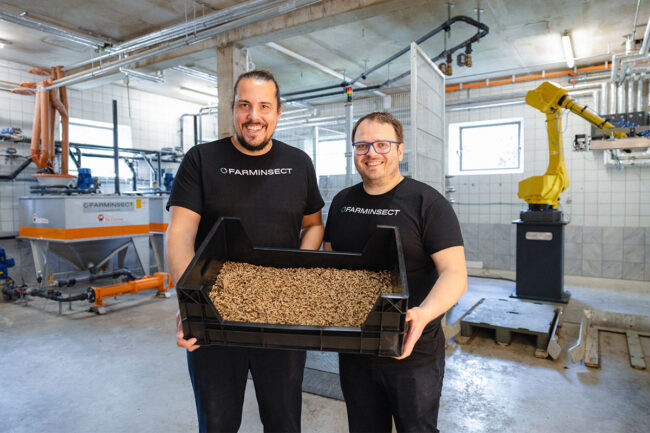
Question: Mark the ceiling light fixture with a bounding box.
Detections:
[180,86,218,100]
[119,67,164,84]
[171,66,218,83]
[562,32,574,68]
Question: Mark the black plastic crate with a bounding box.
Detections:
[176,217,409,357]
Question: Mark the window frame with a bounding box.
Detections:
[448,117,524,176]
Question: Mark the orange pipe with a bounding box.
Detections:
[445,63,610,92]
[58,67,69,175]
[91,273,174,308]
[41,81,51,170]
[50,67,69,175]
[30,87,43,167]
[30,82,51,169]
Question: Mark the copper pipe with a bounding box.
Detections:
[50,66,69,174]
[40,81,51,170]
[30,86,43,168]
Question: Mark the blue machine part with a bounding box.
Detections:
[77,168,94,189]
[164,172,174,191]
[0,248,15,280]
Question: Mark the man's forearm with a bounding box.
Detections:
[300,223,324,250]
[419,268,467,321]
[166,234,196,283]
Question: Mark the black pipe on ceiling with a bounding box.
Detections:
[283,15,489,103]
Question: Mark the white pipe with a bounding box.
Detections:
[611,54,618,83]
[266,42,386,97]
[617,78,625,114]
[64,0,288,71]
[610,82,617,114]
[628,74,635,114]
[47,0,320,90]
[0,11,109,49]
[639,15,650,56]
[600,82,608,114]
[636,73,644,113]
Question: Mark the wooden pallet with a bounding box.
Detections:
[569,309,650,369]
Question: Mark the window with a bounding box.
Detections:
[315,139,347,179]
[448,118,523,175]
[66,118,133,179]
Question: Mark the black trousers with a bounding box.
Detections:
[187,345,306,433]
[339,354,445,433]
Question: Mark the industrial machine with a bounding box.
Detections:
[514,81,648,302]
[4,67,176,314]
[0,248,15,300]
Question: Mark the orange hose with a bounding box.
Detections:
[445,63,610,92]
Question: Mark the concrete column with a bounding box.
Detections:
[217,44,246,139]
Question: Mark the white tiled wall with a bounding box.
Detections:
[0,59,202,282]
[447,77,650,281]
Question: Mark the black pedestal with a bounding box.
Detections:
[511,218,570,303]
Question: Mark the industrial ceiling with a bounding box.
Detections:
[0,0,648,104]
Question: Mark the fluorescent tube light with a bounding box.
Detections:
[562,34,574,68]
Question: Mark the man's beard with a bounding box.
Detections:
[236,132,272,152]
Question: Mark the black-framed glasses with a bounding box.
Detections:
[352,140,400,155]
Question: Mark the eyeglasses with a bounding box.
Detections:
[351,140,400,155]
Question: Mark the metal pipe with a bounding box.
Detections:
[64,0,287,71]
[628,74,635,114]
[566,72,611,83]
[637,73,645,112]
[50,0,321,89]
[632,0,641,42]
[0,157,32,180]
[610,82,617,114]
[312,126,318,174]
[0,11,109,49]
[611,54,618,84]
[617,77,625,114]
[351,15,488,85]
[600,82,608,114]
[287,14,489,101]
[344,102,353,187]
[112,100,120,195]
[639,15,650,56]
[266,42,386,97]
[157,152,162,189]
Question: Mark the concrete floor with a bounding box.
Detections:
[1,276,649,433]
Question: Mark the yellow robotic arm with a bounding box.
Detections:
[518,81,627,209]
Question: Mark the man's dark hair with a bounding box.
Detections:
[351,112,404,143]
[232,69,281,111]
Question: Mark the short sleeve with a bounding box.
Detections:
[303,155,325,215]
[323,198,338,243]
[421,196,464,255]
[166,146,203,214]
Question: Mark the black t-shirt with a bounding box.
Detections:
[324,177,463,369]
[167,137,324,250]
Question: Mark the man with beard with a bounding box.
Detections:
[166,70,324,433]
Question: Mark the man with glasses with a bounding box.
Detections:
[323,112,467,432]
